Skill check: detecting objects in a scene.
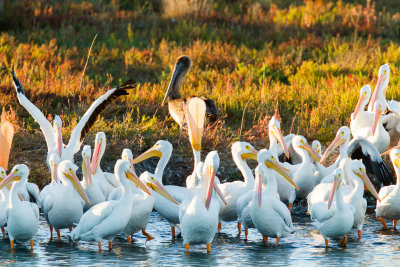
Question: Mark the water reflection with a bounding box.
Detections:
[0,211,399,265]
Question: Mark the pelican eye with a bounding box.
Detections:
[359,167,362,172]
[340,131,344,136]
[338,173,341,178]
[245,145,250,150]
[14,169,18,173]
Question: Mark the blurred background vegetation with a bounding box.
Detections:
[1,0,400,187]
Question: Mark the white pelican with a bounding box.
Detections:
[367,63,390,112]
[12,68,135,168]
[108,148,179,245]
[162,56,219,130]
[81,145,105,211]
[217,141,258,234]
[383,99,400,147]
[71,159,151,252]
[90,132,116,198]
[250,149,298,246]
[311,168,355,247]
[376,149,400,229]
[0,164,39,251]
[312,140,326,184]
[179,151,227,253]
[350,85,372,138]
[268,116,290,161]
[41,160,91,242]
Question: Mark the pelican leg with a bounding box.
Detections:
[244,229,248,240]
[377,216,389,229]
[358,230,362,239]
[325,239,328,247]
[218,222,221,233]
[49,225,53,241]
[393,220,397,230]
[207,243,211,253]
[171,226,176,239]
[185,243,189,253]
[142,229,154,242]
[56,230,61,243]
[288,203,293,214]
[1,226,5,239]
[275,237,280,246]
[262,236,268,246]
[339,235,347,247]
[69,227,73,232]
[98,242,102,253]
[237,222,241,236]
[10,240,14,251]
[109,241,112,251]
[127,235,132,246]
[30,240,34,250]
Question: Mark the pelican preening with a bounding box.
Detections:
[162,56,220,129]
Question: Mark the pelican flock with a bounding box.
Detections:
[3,60,400,254]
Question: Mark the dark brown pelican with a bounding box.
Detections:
[162,56,220,129]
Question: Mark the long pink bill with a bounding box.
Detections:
[327,177,339,210]
[205,167,216,210]
[69,171,91,206]
[352,94,365,120]
[152,179,179,205]
[51,163,58,185]
[0,172,17,189]
[369,73,384,111]
[213,182,227,206]
[57,126,63,158]
[90,141,102,175]
[320,135,343,164]
[256,170,262,208]
[371,108,382,136]
[84,156,92,186]
[274,126,289,159]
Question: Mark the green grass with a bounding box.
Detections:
[1,0,400,187]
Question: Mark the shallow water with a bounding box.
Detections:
[1,206,400,266]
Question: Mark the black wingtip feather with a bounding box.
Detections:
[79,80,135,142]
[11,65,25,95]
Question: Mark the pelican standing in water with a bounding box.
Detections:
[108,148,179,245]
[41,160,91,241]
[250,149,299,246]
[162,56,219,130]
[218,141,258,235]
[179,151,227,253]
[376,149,400,229]
[71,160,151,252]
[311,168,355,247]
[0,164,39,250]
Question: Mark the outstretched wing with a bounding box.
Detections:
[348,136,394,186]
[12,67,55,151]
[64,80,135,156]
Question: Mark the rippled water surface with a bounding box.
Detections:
[1,206,400,266]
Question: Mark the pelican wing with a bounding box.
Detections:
[387,100,400,115]
[71,201,115,240]
[310,202,334,222]
[28,202,40,220]
[381,113,400,146]
[0,119,14,170]
[64,80,135,156]
[348,136,394,186]
[12,68,55,150]
[378,184,395,201]
[271,199,293,228]
[26,182,40,203]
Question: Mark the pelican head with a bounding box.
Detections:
[58,160,91,206]
[53,115,63,157]
[268,116,289,158]
[203,151,227,209]
[372,99,386,136]
[232,141,258,161]
[0,167,10,190]
[292,135,321,162]
[352,85,371,120]
[369,64,390,111]
[312,140,322,156]
[82,145,92,186]
[122,148,133,164]
[0,164,29,190]
[115,159,151,196]
[162,55,192,105]
[90,132,106,175]
[320,126,350,164]
[256,149,298,207]
[350,160,380,202]
[327,168,344,209]
[47,152,61,184]
[131,140,172,164]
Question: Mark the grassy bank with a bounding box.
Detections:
[1,0,400,187]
